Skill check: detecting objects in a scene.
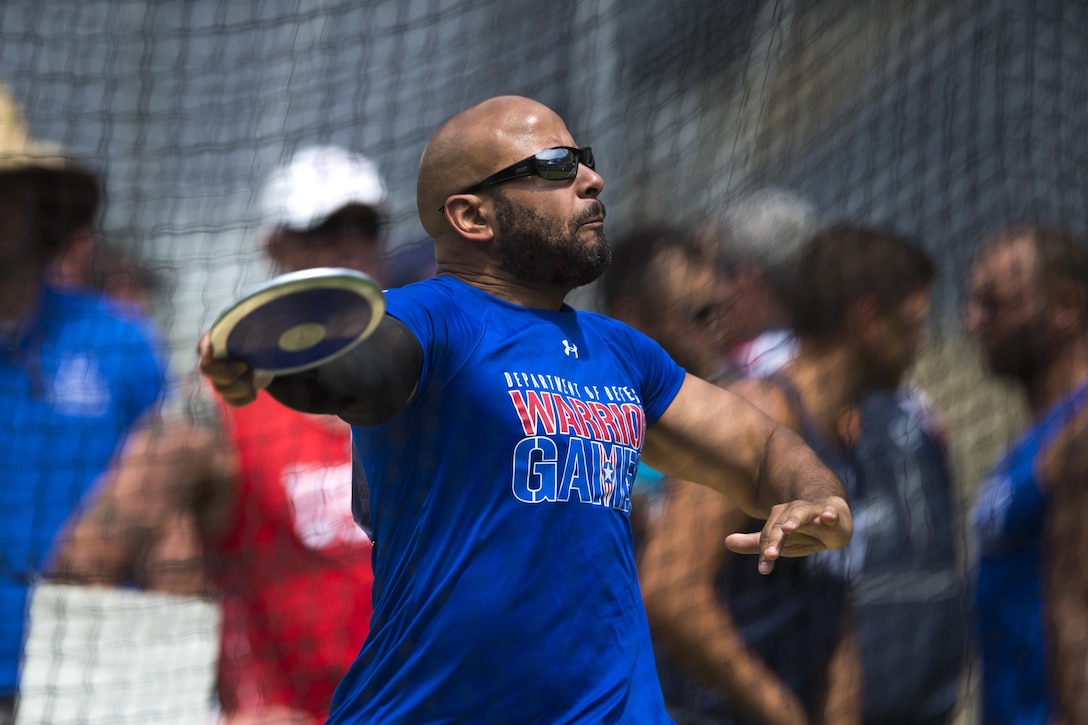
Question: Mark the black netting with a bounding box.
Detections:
[3,0,1081,721]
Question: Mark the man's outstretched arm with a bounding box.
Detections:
[51,418,234,594]
[642,374,852,574]
[199,314,423,427]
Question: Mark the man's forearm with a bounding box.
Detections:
[820,616,861,725]
[755,425,848,513]
[1045,444,1088,725]
[265,367,356,414]
[649,585,808,725]
[266,315,422,424]
[1051,599,1088,725]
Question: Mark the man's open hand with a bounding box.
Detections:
[724,496,853,575]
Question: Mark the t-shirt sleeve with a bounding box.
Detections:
[383,281,480,403]
[616,322,685,426]
[383,285,435,350]
[382,286,436,400]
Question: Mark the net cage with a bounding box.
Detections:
[2,0,1082,722]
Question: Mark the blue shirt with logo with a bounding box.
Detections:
[335,275,685,724]
[0,287,166,695]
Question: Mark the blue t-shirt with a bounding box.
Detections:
[334,275,685,724]
[972,381,1088,725]
[0,287,166,695]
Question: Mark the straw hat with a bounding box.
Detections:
[0,80,99,229]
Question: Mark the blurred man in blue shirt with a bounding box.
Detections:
[0,81,166,722]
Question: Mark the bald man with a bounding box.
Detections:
[199,95,852,724]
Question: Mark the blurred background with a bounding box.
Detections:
[4,0,1082,721]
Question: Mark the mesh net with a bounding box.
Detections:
[3,0,1083,721]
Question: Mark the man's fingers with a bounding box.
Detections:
[726,531,780,574]
[726,497,853,576]
[724,532,760,555]
[197,333,213,362]
[197,335,237,383]
[758,516,785,575]
[196,331,271,407]
[202,359,250,386]
[217,378,261,407]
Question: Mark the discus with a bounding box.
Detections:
[207,267,385,375]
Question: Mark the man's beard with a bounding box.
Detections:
[983,316,1054,385]
[493,194,610,288]
[864,357,907,394]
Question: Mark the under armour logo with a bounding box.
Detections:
[562,339,579,358]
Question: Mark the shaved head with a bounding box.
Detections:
[417,96,571,238]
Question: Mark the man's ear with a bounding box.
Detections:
[443,196,495,243]
[1052,280,1087,337]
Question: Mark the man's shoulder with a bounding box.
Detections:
[47,287,159,341]
[386,274,467,299]
[48,285,124,316]
[722,375,798,431]
[41,290,165,382]
[385,275,485,318]
[574,307,640,335]
[1040,397,1088,489]
[859,383,950,450]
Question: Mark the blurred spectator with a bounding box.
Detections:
[601,225,734,549]
[50,241,211,595]
[843,382,967,725]
[50,233,171,316]
[709,186,818,377]
[0,81,167,722]
[639,223,933,725]
[54,145,391,724]
[601,225,734,389]
[966,224,1088,725]
[385,236,437,288]
[716,190,968,724]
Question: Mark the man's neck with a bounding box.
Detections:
[436,266,570,311]
[783,343,864,441]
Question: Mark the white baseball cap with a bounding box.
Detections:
[261,145,387,232]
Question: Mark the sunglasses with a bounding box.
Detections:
[439,146,594,212]
[300,210,383,245]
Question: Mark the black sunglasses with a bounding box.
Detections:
[439,146,594,212]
